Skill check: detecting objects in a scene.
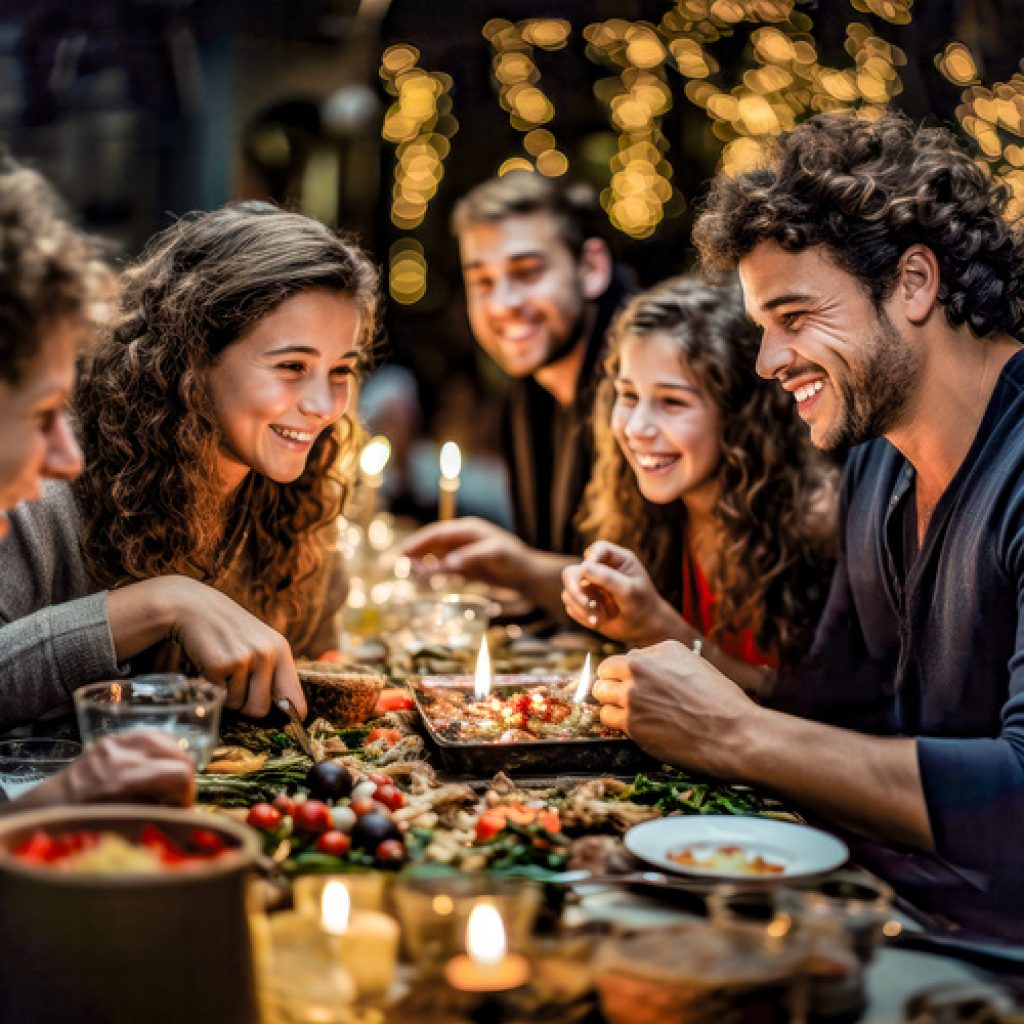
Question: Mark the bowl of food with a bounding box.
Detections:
[296,659,387,727]
[0,804,261,1024]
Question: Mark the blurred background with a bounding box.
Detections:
[2,0,1020,522]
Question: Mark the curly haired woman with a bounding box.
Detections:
[0,201,378,729]
[562,274,836,694]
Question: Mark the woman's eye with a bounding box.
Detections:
[331,366,354,382]
[277,361,306,374]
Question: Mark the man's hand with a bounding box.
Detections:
[402,517,530,590]
[108,576,307,719]
[4,730,195,813]
[592,640,758,776]
[562,541,685,646]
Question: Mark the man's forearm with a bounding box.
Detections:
[723,705,934,851]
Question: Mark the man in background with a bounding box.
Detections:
[403,171,632,617]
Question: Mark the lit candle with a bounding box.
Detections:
[572,653,592,704]
[438,440,462,521]
[474,636,492,701]
[358,435,391,526]
[444,903,530,993]
[321,880,400,1000]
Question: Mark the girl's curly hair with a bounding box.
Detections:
[577,275,837,665]
[694,111,1024,338]
[73,201,380,634]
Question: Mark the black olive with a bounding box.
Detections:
[350,810,401,851]
[305,761,354,803]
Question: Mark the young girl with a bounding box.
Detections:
[0,201,378,727]
[562,275,836,693]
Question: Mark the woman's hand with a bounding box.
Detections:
[2,730,195,814]
[107,576,307,719]
[561,541,687,647]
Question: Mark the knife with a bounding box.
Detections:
[276,697,321,763]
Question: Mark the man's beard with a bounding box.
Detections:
[816,308,919,454]
[537,301,593,372]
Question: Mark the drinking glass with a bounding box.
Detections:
[73,675,224,769]
[0,738,82,800]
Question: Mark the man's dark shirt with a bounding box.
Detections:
[500,268,632,557]
[800,347,1024,939]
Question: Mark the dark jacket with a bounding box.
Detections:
[500,268,632,556]
[801,348,1024,938]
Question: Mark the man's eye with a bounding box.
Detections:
[278,362,306,373]
[779,311,805,329]
[331,366,354,381]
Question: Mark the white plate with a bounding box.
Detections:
[624,815,849,880]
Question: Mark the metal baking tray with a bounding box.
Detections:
[410,676,654,776]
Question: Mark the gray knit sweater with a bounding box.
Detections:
[0,481,345,732]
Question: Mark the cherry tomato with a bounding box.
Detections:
[349,797,376,818]
[375,839,406,867]
[272,793,296,818]
[246,803,283,832]
[373,784,405,812]
[374,688,414,713]
[140,824,185,864]
[314,830,352,857]
[292,799,333,835]
[317,649,347,663]
[14,830,57,862]
[187,828,228,856]
[367,772,391,787]
[475,808,507,842]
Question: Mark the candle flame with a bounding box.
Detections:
[440,441,462,481]
[573,654,592,704]
[359,436,391,477]
[466,903,506,966]
[474,636,492,700]
[321,880,351,935]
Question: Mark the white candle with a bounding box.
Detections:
[321,880,400,1000]
[438,440,461,521]
[444,903,530,993]
[358,436,391,526]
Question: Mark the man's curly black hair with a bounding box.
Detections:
[693,111,1024,339]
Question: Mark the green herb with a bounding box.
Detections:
[620,770,772,817]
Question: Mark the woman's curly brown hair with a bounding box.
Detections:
[578,275,837,665]
[0,155,92,383]
[694,111,1024,337]
[73,201,380,634]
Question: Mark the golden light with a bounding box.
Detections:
[524,129,555,155]
[474,637,492,701]
[360,437,391,478]
[498,157,534,175]
[321,881,351,935]
[937,42,978,86]
[536,149,569,177]
[573,654,593,704]
[381,45,418,76]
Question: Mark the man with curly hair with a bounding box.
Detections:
[0,155,195,810]
[592,112,1024,937]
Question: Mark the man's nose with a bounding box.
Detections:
[755,328,793,381]
[486,276,524,313]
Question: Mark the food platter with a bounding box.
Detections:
[625,815,849,880]
[410,676,654,776]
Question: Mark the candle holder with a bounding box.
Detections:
[392,874,541,980]
[293,873,386,917]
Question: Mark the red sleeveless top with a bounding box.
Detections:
[681,549,779,670]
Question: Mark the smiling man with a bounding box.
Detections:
[591,112,1024,938]
[403,171,632,617]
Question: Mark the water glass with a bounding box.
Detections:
[73,675,224,769]
[0,738,82,800]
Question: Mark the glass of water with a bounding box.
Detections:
[73,675,225,769]
[0,738,83,800]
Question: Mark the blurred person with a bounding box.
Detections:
[0,200,380,731]
[562,275,836,696]
[403,171,632,617]
[593,112,1024,938]
[0,155,193,808]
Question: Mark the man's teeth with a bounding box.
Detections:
[636,454,678,470]
[794,380,824,403]
[271,425,314,442]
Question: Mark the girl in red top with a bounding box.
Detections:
[563,275,836,694]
